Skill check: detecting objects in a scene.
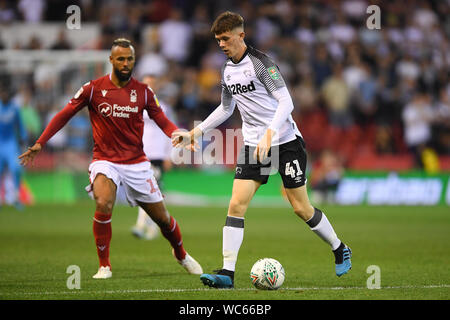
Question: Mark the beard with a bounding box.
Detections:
[114,67,133,82]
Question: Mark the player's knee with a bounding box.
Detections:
[228,198,248,217]
[95,197,114,214]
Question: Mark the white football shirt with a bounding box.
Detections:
[143,102,173,160]
[198,45,302,146]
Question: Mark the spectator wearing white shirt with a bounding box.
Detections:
[158,8,193,63]
[402,92,435,167]
[18,0,45,23]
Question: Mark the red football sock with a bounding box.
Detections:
[93,211,112,268]
[161,216,186,261]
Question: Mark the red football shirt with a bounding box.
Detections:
[37,74,178,164]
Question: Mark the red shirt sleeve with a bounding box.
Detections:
[145,86,178,137]
[37,82,92,147]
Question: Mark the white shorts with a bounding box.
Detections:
[85,160,163,207]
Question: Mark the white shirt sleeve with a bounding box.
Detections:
[268,87,294,132]
[197,101,236,133]
[197,84,236,133]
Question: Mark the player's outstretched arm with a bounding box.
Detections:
[18,143,42,167]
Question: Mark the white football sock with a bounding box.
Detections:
[306,208,341,251]
[137,207,157,228]
[222,216,244,272]
[136,207,148,229]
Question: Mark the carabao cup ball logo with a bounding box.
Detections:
[98,102,112,117]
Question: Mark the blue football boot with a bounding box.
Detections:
[334,243,352,277]
[200,269,234,288]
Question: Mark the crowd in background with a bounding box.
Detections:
[1,0,449,177]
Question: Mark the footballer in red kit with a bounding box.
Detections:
[19,38,203,279]
[39,74,176,164]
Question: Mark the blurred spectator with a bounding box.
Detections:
[292,77,318,113]
[124,5,145,45]
[67,111,90,152]
[402,92,435,168]
[329,11,356,44]
[374,124,396,154]
[158,8,193,63]
[12,86,42,145]
[144,0,173,23]
[343,47,368,94]
[341,0,367,25]
[413,1,438,30]
[321,63,353,128]
[26,35,43,50]
[310,149,344,204]
[433,88,450,155]
[186,4,213,68]
[0,0,15,24]
[135,39,168,80]
[310,44,332,89]
[50,29,72,50]
[353,63,378,125]
[0,83,27,209]
[18,0,45,23]
[396,53,420,82]
[179,67,200,114]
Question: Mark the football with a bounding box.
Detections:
[250,258,285,290]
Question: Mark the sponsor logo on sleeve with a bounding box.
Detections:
[267,66,280,80]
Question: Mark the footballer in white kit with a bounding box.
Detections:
[173,11,352,289]
[131,92,174,240]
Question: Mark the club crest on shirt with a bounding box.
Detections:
[130,89,137,102]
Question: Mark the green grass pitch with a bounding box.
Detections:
[0,202,449,300]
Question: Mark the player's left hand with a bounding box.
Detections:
[254,129,274,163]
[18,143,42,166]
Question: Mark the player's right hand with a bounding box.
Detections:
[172,130,199,152]
[18,143,42,166]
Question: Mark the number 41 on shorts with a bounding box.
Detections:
[285,160,302,178]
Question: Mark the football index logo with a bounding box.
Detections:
[98,102,138,118]
[98,102,112,117]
